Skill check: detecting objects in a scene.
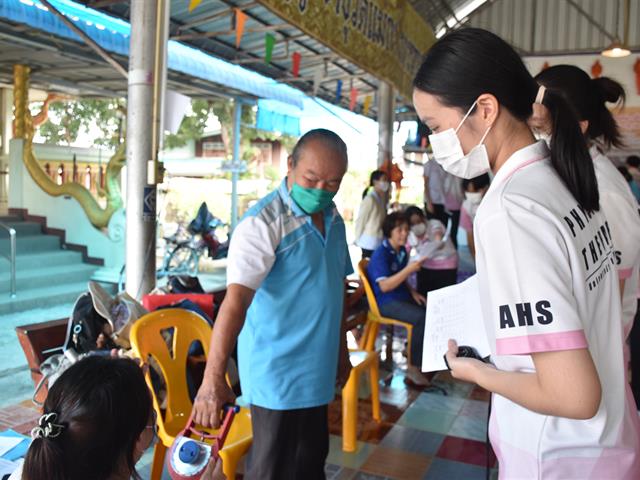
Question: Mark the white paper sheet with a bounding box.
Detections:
[422,274,491,372]
[0,437,21,458]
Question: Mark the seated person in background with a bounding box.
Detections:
[405,206,458,295]
[368,212,431,387]
[16,355,222,480]
[459,173,491,259]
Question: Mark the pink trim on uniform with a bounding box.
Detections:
[424,256,458,270]
[459,206,473,232]
[495,330,587,355]
[618,268,633,280]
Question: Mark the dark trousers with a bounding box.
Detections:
[245,404,329,480]
[417,268,458,296]
[379,299,426,366]
[425,203,448,226]
[630,300,640,409]
[449,209,460,249]
[361,248,374,259]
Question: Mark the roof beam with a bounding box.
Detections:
[171,23,291,41]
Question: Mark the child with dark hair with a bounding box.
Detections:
[405,205,458,294]
[415,28,640,477]
[459,173,491,259]
[367,212,430,387]
[15,356,221,480]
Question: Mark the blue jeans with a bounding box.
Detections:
[379,299,426,366]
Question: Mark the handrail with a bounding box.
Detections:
[0,221,16,298]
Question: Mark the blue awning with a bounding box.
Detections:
[0,0,305,109]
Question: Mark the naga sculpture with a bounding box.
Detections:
[12,64,124,229]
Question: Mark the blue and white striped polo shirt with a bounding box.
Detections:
[227,179,353,410]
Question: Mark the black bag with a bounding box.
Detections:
[63,292,116,354]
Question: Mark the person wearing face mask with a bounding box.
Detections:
[533,65,640,410]
[192,129,353,479]
[459,174,490,260]
[405,206,458,295]
[367,212,431,387]
[414,28,640,478]
[355,170,389,258]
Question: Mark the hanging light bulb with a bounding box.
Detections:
[602,0,631,58]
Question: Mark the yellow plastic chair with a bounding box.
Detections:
[342,310,381,452]
[129,309,252,480]
[357,258,415,365]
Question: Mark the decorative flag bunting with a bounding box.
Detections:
[188,0,202,13]
[349,87,358,111]
[335,80,343,103]
[363,95,372,116]
[265,33,275,64]
[235,9,247,48]
[591,60,602,78]
[292,52,302,77]
[540,61,550,73]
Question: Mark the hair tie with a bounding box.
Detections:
[535,85,546,105]
[31,412,66,440]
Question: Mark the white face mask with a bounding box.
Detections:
[464,191,483,204]
[428,100,492,179]
[411,222,427,237]
[375,180,390,192]
[533,130,551,146]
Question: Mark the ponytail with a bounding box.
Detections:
[543,89,600,212]
[591,77,626,149]
[23,437,67,480]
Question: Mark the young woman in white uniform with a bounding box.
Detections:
[413,28,640,479]
[534,65,640,385]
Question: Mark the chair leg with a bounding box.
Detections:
[150,441,167,480]
[342,371,359,453]
[370,358,381,422]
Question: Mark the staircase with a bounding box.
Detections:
[0,215,97,315]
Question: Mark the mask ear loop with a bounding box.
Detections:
[455,100,479,134]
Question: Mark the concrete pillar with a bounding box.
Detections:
[0,88,13,208]
[377,81,394,167]
[230,99,242,231]
[125,0,159,298]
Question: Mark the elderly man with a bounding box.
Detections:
[193,129,353,479]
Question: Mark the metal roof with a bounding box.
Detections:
[79,0,417,118]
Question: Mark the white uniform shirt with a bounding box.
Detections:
[474,141,640,479]
[424,158,446,205]
[590,145,640,340]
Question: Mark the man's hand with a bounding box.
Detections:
[201,458,226,480]
[192,377,236,429]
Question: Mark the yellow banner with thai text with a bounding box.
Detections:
[256,0,435,101]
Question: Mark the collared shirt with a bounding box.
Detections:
[474,140,640,479]
[226,179,353,410]
[367,239,411,306]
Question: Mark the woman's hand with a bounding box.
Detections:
[405,257,426,274]
[444,339,492,383]
[410,289,426,306]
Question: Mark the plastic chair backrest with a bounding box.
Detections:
[142,294,215,321]
[129,309,212,442]
[358,258,382,318]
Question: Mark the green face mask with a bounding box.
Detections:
[290,182,336,214]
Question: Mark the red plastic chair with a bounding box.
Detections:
[142,294,215,321]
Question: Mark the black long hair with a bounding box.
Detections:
[363,169,387,199]
[23,356,152,480]
[413,28,599,212]
[535,65,625,150]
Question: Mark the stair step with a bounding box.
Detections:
[0,250,84,270]
[0,281,88,316]
[0,263,96,292]
[0,221,43,236]
[0,234,60,254]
